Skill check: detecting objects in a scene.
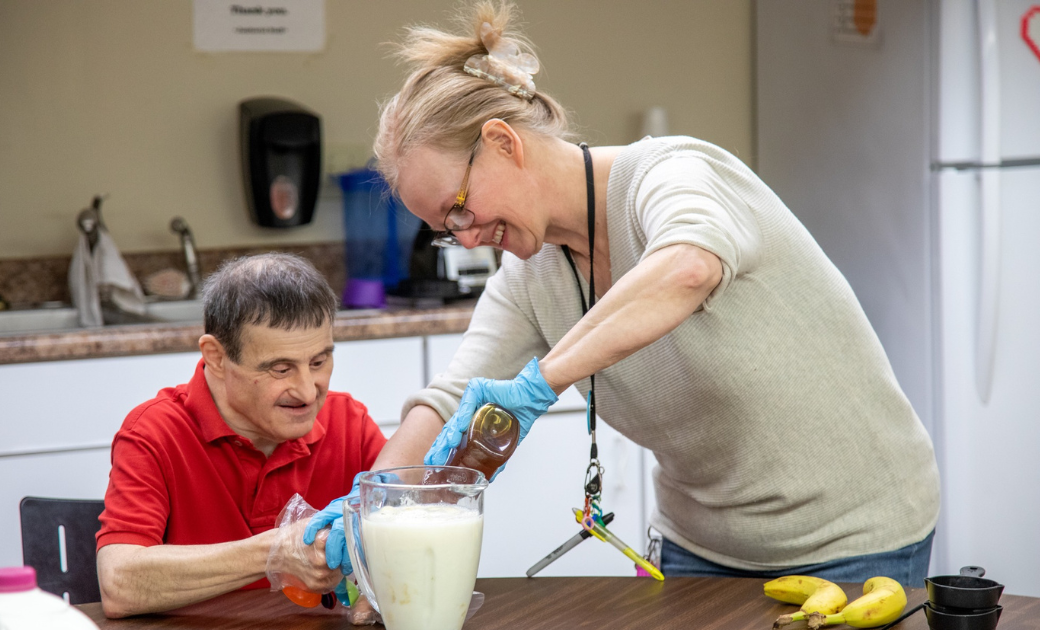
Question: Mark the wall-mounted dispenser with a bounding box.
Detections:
[239,97,322,228]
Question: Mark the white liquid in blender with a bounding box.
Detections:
[362,504,483,630]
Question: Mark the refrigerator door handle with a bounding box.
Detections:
[976,0,1001,404]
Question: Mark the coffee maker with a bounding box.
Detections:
[239,97,322,228]
[395,230,498,301]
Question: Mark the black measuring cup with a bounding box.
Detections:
[926,566,1004,611]
[923,603,1002,630]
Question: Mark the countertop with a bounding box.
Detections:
[0,303,475,365]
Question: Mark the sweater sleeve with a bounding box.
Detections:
[401,264,550,422]
[635,153,763,303]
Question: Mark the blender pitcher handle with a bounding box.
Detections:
[344,495,381,614]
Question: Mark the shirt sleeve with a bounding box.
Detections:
[635,152,763,303]
[97,423,172,550]
[402,264,550,421]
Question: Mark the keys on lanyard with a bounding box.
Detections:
[583,390,604,525]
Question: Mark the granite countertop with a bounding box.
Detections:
[0,303,475,365]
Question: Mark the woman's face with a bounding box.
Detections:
[396,138,546,260]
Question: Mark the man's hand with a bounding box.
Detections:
[266,520,343,593]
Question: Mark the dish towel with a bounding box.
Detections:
[68,228,146,327]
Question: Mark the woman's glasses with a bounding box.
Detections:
[431,150,477,248]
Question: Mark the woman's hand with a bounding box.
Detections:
[302,472,401,575]
[424,357,558,475]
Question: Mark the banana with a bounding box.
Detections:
[765,576,848,629]
[806,576,907,629]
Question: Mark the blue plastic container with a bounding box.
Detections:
[338,168,422,308]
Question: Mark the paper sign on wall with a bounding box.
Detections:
[193,0,325,52]
[831,0,880,47]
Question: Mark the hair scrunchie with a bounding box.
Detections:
[463,22,540,100]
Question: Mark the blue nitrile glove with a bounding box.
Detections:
[424,357,559,477]
[303,472,399,575]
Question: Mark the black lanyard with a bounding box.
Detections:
[561,143,603,497]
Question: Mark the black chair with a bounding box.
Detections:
[19,496,105,604]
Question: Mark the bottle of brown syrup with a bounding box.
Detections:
[446,403,520,480]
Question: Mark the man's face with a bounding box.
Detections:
[221,322,334,444]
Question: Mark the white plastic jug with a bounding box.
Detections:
[0,566,99,630]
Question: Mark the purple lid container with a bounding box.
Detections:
[343,278,386,309]
[0,566,37,593]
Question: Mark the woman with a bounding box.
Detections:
[308,1,939,585]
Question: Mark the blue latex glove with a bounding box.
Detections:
[303,471,398,576]
[424,357,559,478]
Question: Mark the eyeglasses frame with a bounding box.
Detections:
[431,148,478,248]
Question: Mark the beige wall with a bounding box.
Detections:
[0,1,752,259]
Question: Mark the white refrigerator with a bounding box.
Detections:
[756,0,1040,596]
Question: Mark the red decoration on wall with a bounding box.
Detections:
[1023,6,1040,64]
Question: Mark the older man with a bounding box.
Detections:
[96,253,386,617]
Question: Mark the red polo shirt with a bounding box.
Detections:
[97,359,387,588]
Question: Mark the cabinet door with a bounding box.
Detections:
[0,449,112,568]
[328,338,425,424]
[0,353,200,456]
[477,411,648,578]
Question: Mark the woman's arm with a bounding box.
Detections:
[378,266,553,465]
[538,242,722,393]
[371,403,445,470]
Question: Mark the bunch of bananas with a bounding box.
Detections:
[765,575,907,629]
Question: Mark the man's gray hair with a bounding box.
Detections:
[202,253,338,363]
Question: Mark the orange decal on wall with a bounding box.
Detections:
[1024,6,1040,64]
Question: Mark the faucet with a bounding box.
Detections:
[169,217,202,298]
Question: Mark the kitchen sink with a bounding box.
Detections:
[145,299,204,322]
[0,299,205,336]
[0,307,80,335]
[0,301,392,336]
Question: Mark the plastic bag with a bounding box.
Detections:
[265,493,382,625]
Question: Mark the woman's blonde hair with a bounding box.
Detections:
[374,1,575,190]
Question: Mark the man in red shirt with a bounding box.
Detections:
[96,253,386,618]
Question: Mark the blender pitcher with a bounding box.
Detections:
[345,466,488,630]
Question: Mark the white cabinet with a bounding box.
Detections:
[328,337,425,428]
[0,351,200,569]
[0,353,201,456]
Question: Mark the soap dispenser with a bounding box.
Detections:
[239,97,322,228]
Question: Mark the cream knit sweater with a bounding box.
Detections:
[404,136,941,570]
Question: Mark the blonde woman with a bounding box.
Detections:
[306,2,940,586]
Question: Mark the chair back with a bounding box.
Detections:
[19,496,105,604]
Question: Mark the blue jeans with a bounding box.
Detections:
[660,530,934,587]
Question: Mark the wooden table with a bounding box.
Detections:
[77,577,1040,629]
